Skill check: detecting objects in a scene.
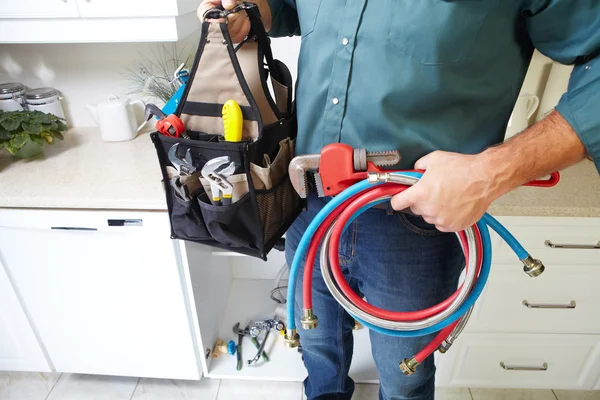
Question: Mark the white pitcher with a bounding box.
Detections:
[86,95,146,142]
[505,93,539,140]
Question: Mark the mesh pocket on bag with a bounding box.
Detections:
[255,175,300,244]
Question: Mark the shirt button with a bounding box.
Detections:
[585,65,592,71]
[342,37,349,46]
[332,97,339,105]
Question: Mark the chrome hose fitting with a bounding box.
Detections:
[301,309,319,330]
[283,328,300,348]
[437,340,452,354]
[521,255,545,277]
[399,357,420,376]
[367,172,391,184]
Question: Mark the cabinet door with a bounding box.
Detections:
[0,0,80,18]
[0,261,50,372]
[0,209,201,379]
[76,0,197,17]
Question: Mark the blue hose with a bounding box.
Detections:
[286,172,528,336]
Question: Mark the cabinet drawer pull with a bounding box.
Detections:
[522,300,576,309]
[545,240,600,249]
[500,362,548,371]
[51,226,97,231]
[107,219,143,227]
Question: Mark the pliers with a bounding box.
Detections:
[201,156,236,206]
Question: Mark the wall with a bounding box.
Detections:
[0,36,301,128]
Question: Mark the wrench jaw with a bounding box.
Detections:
[288,154,321,198]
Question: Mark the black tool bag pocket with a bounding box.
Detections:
[151,3,302,260]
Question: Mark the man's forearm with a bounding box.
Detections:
[481,110,588,199]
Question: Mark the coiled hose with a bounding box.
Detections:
[284,171,555,375]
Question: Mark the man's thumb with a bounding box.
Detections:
[222,0,236,9]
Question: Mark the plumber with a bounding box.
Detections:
[197,1,600,399]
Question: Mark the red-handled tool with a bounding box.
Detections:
[144,104,188,139]
[289,143,560,198]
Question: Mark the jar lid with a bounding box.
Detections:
[25,87,59,100]
[0,82,26,95]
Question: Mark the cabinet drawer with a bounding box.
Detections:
[437,333,600,389]
[467,264,600,334]
[491,217,600,266]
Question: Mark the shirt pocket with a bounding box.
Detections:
[387,0,489,65]
[297,0,323,38]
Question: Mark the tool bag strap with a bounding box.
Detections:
[176,2,292,141]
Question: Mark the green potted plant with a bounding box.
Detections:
[0,110,67,158]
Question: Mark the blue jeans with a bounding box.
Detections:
[285,194,464,400]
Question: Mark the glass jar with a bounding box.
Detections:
[25,87,66,120]
[0,82,26,112]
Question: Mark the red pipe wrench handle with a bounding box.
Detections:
[524,172,560,187]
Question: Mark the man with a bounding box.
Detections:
[198,1,599,399]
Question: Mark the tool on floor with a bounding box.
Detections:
[211,339,229,359]
[222,99,243,142]
[247,329,270,366]
[144,103,188,139]
[233,323,269,363]
[201,156,236,206]
[168,143,196,175]
[283,143,562,375]
[233,323,244,371]
[227,340,237,355]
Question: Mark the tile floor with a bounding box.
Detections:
[1,372,599,400]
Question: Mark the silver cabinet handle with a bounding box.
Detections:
[500,362,548,371]
[545,240,600,249]
[522,300,576,309]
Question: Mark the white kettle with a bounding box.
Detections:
[86,95,147,142]
[505,93,540,140]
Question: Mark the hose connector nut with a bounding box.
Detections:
[301,309,319,330]
[283,328,300,348]
[437,340,451,354]
[399,357,420,376]
[367,172,391,184]
[521,255,545,277]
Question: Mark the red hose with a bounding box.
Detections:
[301,183,484,362]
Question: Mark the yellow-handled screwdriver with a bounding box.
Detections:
[222,100,243,142]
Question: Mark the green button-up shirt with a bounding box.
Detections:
[267,0,600,172]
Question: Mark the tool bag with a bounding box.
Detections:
[151,2,302,260]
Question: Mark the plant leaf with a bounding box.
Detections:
[6,132,29,155]
[51,131,65,140]
[1,117,21,132]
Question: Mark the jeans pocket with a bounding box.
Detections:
[396,212,445,236]
[387,0,489,65]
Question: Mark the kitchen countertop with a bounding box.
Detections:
[0,128,598,216]
[0,128,168,210]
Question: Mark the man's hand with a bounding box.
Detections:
[197,0,250,43]
[197,0,272,43]
[391,111,588,233]
[391,151,497,232]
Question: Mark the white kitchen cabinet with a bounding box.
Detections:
[0,0,80,19]
[0,259,51,372]
[0,209,203,379]
[0,0,200,43]
[436,333,600,390]
[76,0,199,18]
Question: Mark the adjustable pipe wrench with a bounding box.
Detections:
[288,143,402,198]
